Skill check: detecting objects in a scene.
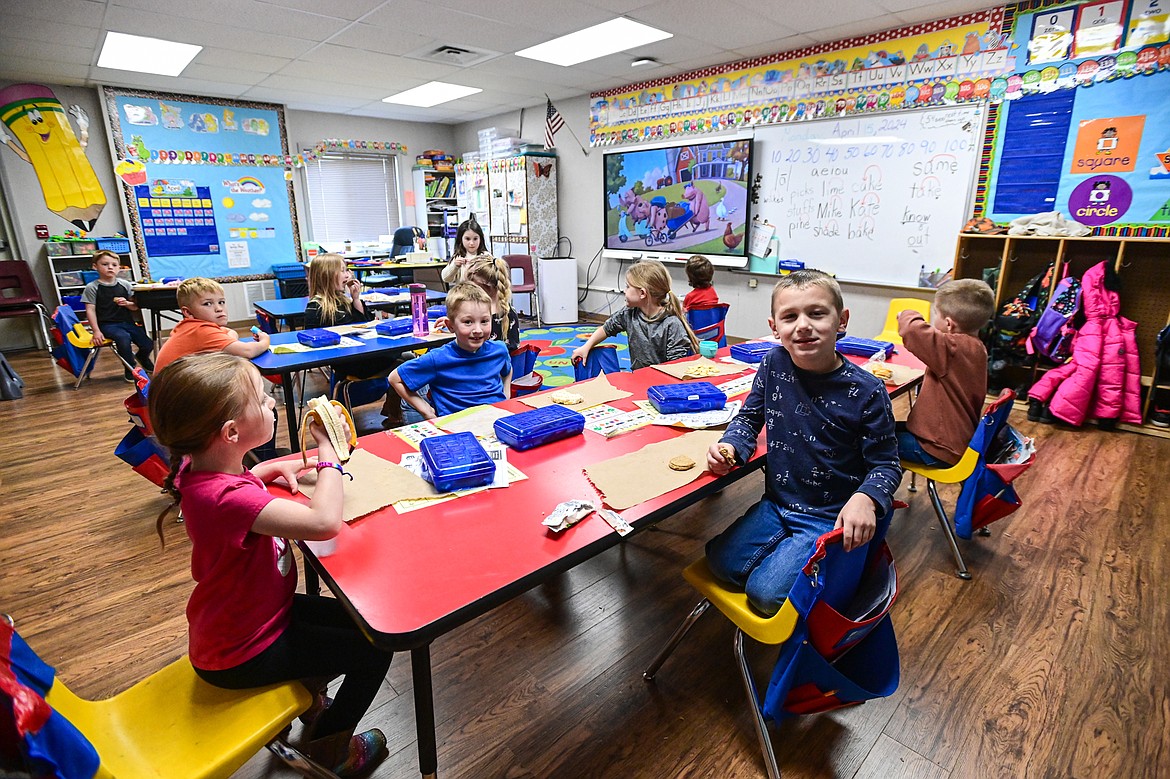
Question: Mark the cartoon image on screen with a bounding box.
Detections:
[604,140,751,261]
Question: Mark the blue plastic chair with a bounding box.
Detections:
[510,343,543,397]
[573,344,620,381]
[687,303,730,348]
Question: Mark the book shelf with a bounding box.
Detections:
[412,166,458,259]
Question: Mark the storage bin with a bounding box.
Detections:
[296,329,341,348]
[80,270,99,283]
[730,341,775,364]
[62,295,84,313]
[56,271,84,287]
[375,317,412,336]
[97,237,131,253]
[836,336,895,358]
[647,382,727,414]
[419,431,495,492]
[494,405,585,451]
[272,263,308,280]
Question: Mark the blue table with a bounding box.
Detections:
[253,328,453,451]
[254,289,445,331]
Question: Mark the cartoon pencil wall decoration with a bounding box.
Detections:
[0,83,106,230]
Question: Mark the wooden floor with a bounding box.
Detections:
[2,346,1168,778]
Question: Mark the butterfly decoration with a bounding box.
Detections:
[534,162,552,178]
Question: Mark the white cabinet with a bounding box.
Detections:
[46,245,136,311]
[455,155,558,259]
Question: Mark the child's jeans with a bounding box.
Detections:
[896,431,950,467]
[705,497,839,616]
[101,321,155,370]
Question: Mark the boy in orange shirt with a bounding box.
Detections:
[896,279,995,466]
[154,278,270,375]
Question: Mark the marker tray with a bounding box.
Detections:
[296,328,341,348]
[419,431,495,492]
[729,341,774,364]
[836,335,896,357]
[647,382,727,414]
[493,405,585,451]
[375,317,412,336]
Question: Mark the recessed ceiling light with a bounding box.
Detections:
[382,81,482,107]
[515,18,672,67]
[97,32,202,77]
[631,57,660,68]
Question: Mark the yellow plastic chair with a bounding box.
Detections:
[44,654,337,778]
[873,297,932,345]
[643,558,800,779]
[901,446,980,580]
[66,323,133,390]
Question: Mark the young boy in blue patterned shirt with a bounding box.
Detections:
[704,270,902,615]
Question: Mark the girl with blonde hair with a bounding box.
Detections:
[572,259,699,370]
[150,353,392,775]
[305,253,370,328]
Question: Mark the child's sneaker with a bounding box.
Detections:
[1152,406,1170,427]
[334,729,388,777]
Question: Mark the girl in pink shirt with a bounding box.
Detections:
[151,352,391,776]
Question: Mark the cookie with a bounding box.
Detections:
[550,390,584,405]
[668,455,696,471]
[683,364,719,378]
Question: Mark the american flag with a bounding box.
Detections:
[544,99,565,150]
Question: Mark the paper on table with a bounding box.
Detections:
[300,448,435,523]
[639,399,743,428]
[712,372,757,398]
[520,373,631,410]
[651,357,747,380]
[271,343,311,354]
[585,429,723,511]
[859,360,924,387]
[390,420,445,449]
[437,404,513,439]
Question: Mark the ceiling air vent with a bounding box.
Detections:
[404,44,501,68]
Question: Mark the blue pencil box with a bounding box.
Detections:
[419,432,495,492]
[375,317,412,336]
[296,328,341,348]
[647,382,727,414]
[494,405,585,451]
[835,335,896,357]
[729,341,775,364]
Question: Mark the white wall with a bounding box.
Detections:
[451,96,935,341]
[0,85,458,349]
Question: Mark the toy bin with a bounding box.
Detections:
[730,341,775,364]
[80,270,99,284]
[494,405,585,451]
[647,382,727,414]
[296,328,341,348]
[62,295,84,313]
[375,317,413,337]
[835,336,895,358]
[56,271,84,287]
[419,432,495,492]
[97,237,132,253]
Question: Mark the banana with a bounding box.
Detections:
[300,396,357,466]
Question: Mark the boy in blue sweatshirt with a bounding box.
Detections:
[705,270,902,615]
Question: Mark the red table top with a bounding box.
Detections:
[295,346,924,650]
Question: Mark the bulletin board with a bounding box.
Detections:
[751,104,985,287]
[101,86,301,282]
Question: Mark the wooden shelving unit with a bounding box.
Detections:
[953,233,1170,437]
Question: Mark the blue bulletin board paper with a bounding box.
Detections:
[102,87,300,282]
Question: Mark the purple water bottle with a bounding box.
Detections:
[409,283,429,336]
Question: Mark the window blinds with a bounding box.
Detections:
[303,153,402,244]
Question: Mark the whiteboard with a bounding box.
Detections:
[751,105,984,287]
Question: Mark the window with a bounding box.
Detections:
[303,152,402,244]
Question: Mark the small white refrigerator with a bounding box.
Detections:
[536,257,577,325]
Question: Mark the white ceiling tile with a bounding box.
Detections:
[0,57,90,85]
[1,38,94,66]
[192,48,294,73]
[327,23,435,56]
[629,0,794,48]
[254,73,386,100]
[181,63,271,87]
[107,0,351,41]
[241,85,368,109]
[890,0,999,24]
[359,0,550,47]
[92,70,253,98]
[429,0,608,32]
[256,0,389,21]
[805,16,903,43]
[2,0,106,27]
[2,13,102,48]
[734,37,820,60]
[102,5,317,57]
[586,0,660,12]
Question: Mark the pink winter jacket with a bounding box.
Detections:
[1028,261,1141,426]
